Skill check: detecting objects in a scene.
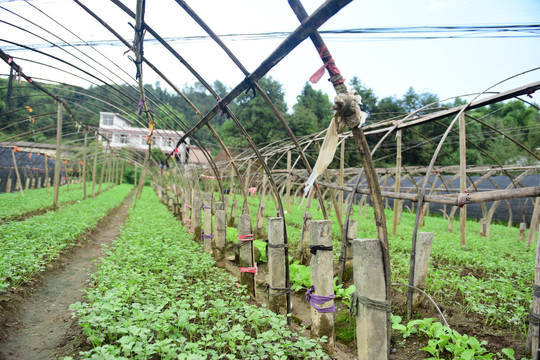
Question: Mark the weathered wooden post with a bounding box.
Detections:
[286,150,292,212]
[459,112,467,246]
[267,217,287,314]
[24,176,30,191]
[299,212,312,265]
[53,102,63,209]
[307,220,334,355]
[192,192,202,242]
[411,232,434,309]
[11,150,23,197]
[238,214,256,297]
[5,175,12,193]
[392,130,402,236]
[527,229,540,359]
[528,197,540,247]
[228,198,238,227]
[520,223,527,242]
[343,219,358,282]
[79,129,86,199]
[352,238,390,360]
[91,134,99,197]
[203,192,213,253]
[214,201,226,261]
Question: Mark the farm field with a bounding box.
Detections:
[220,191,535,359]
[0,184,535,359]
[0,182,115,223]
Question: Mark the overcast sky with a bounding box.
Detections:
[1,0,539,112]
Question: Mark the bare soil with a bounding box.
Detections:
[0,193,133,360]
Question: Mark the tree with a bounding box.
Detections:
[289,83,333,137]
[220,76,289,148]
[349,77,378,115]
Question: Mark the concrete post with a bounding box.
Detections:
[193,193,202,243]
[238,214,256,297]
[353,238,389,360]
[411,232,434,309]
[203,192,213,253]
[25,177,30,190]
[267,217,287,314]
[299,212,312,266]
[309,220,334,355]
[214,201,226,261]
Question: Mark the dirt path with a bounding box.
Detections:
[0,192,133,360]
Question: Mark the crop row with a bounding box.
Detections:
[71,188,328,359]
[0,183,114,222]
[0,184,130,291]
[228,192,534,332]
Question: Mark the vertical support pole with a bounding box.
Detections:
[528,229,540,359]
[268,217,287,314]
[193,192,202,243]
[339,140,345,214]
[238,213,256,297]
[97,146,107,194]
[528,197,540,247]
[120,161,125,185]
[53,102,63,209]
[309,220,334,355]
[25,177,30,191]
[392,130,402,236]
[11,150,24,197]
[203,192,213,252]
[133,164,138,187]
[91,133,99,197]
[5,176,12,193]
[520,223,527,242]
[343,219,358,281]
[353,238,389,360]
[228,198,238,227]
[286,150,292,212]
[214,201,226,261]
[45,154,50,193]
[459,112,467,246]
[82,129,88,199]
[299,212,313,266]
[411,232,434,309]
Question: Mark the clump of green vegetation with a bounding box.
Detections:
[71,188,330,359]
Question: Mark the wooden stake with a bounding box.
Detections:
[339,140,345,214]
[528,196,540,247]
[299,212,313,266]
[11,150,24,197]
[91,134,99,197]
[392,130,402,236]
[459,112,467,246]
[53,102,63,210]
[82,129,88,199]
[286,150,291,212]
[214,201,226,261]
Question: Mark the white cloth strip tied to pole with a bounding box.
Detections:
[303,91,367,197]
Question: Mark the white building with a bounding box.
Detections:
[98,112,189,162]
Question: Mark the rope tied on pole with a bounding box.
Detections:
[303,91,367,197]
[457,191,469,208]
[305,285,335,313]
[309,244,333,255]
[309,44,343,84]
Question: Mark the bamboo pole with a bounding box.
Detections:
[82,129,88,199]
[459,113,467,246]
[91,133,99,197]
[286,150,291,212]
[339,140,345,213]
[11,150,24,197]
[53,102,63,210]
[45,153,50,193]
[392,130,402,236]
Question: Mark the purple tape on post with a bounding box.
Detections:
[305,285,335,313]
[203,205,212,210]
